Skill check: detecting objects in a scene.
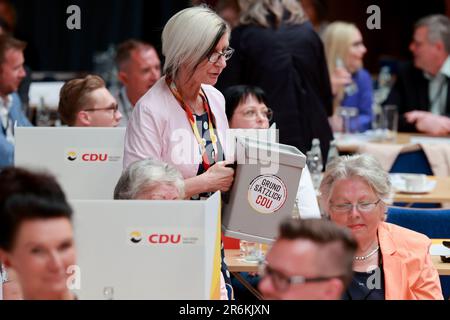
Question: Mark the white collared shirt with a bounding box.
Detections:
[424,56,450,115]
[0,94,14,144]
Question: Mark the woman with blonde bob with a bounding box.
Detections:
[322,22,373,133]
[319,154,443,300]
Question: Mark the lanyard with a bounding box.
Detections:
[166,77,219,170]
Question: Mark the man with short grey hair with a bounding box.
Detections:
[115,39,161,127]
[385,14,450,136]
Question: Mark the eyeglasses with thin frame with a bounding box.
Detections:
[329,199,382,214]
[208,47,234,64]
[84,104,119,115]
[258,261,342,292]
[241,107,274,121]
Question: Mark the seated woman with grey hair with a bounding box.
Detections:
[114,159,185,200]
[319,154,443,300]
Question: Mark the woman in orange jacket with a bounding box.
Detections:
[319,154,443,300]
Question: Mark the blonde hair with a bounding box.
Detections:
[162,5,230,79]
[322,21,360,109]
[239,0,306,28]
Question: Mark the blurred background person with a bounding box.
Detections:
[115,39,161,127]
[0,0,31,116]
[123,6,235,299]
[319,154,443,300]
[258,218,357,300]
[300,0,329,36]
[215,0,240,29]
[217,0,334,161]
[0,167,76,300]
[385,14,450,136]
[322,21,373,133]
[0,34,30,168]
[58,74,122,127]
[224,84,320,218]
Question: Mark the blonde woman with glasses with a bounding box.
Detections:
[319,154,443,300]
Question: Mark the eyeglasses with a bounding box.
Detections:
[241,108,274,121]
[329,199,382,214]
[258,261,341,292]
[84,104,119,114]
[208,47,234,63]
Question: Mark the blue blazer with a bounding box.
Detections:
[0,93,32,168]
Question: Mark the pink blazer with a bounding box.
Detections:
[123,76,230,178]
[379,222,443,300]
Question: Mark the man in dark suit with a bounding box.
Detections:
[385,14,450,136]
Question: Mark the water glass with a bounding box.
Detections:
[338,106,359,134]
[381,105,398,142]
[240,240,263,262]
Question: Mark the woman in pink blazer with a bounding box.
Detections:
[319,154,443,300]
[124,6,235,200]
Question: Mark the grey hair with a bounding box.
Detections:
[161,5,230,79]
[239,0,307,28]
[318,154,392,209]
[415,14,450,53]
[114,159,185,200]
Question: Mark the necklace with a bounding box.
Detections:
[354,245,380,261]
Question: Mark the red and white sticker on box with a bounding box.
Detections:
[248,175,287,214]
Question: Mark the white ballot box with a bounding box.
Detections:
[225,124,278,162]
[222,136,306,244]
[14,127,125,199]
[70,192,222,300]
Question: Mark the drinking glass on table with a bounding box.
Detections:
[240,240,263,262]
[381,105,398,142]
[338,106,359,135]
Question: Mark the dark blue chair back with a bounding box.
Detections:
[386,206,450,299]
[390,149,439,208]
[390,149,433,175]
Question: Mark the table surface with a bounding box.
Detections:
[393,176,450,203]
[225,239,450,276]
[336,132,450,153]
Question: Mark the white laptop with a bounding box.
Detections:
[14,127,125,200]
[70,192,221,300]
